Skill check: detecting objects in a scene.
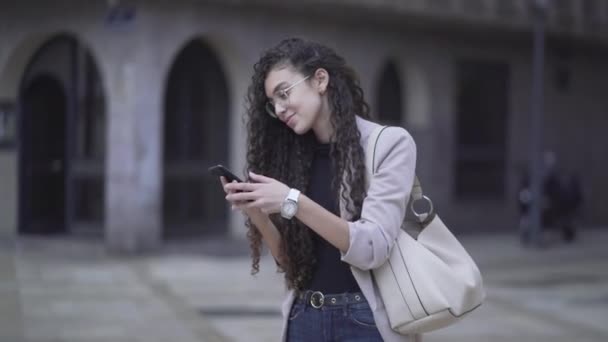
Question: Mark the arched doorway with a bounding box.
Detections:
[375,60,404,127]
[163,39,230,239]
[19,75,67,234]
[17,34,106,235]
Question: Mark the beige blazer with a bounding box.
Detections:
[280,116,418,342]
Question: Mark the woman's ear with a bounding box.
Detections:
[314,68,329,95]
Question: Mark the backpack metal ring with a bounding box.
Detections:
[410,195,434,221]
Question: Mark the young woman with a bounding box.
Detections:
[221,38,417,342]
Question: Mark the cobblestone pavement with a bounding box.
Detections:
[1,228,607,342]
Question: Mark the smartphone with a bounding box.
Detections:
[208,164,244,183]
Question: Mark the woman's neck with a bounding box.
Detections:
[313,102,333,143]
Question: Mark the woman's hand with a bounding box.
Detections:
[220,176,265,221]
[225,171,290,215]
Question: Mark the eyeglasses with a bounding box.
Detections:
[265,75,310,119]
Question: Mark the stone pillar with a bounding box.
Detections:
[228,62,250,240]
[105,49,163,253]
[402,54,455,215]
[404,59,434,180]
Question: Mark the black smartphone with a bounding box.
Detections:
[208,164,244,183]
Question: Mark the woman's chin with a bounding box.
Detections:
[291,123,309,135]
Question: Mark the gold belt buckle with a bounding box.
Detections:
[310,291,324,309]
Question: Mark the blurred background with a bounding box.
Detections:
[0,0,607,341]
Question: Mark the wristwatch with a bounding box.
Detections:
[280,188,301,220]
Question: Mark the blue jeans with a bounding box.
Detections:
[287,291,383,342]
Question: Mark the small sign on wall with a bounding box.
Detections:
[104,2,137,31]
[0,100,16,148]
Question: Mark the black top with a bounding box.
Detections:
[305,143,361,293]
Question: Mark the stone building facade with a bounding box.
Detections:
[1,0,607,252]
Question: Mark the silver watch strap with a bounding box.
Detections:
[286,188,300,202]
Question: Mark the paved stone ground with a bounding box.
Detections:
[1,228,607,342]
[0,238,24,342]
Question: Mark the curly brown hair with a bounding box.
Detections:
[244,38,371,291]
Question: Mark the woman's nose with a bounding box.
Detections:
[274,102,288,119]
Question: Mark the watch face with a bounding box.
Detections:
[282,201,297,218]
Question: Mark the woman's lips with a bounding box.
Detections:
[285,114,295,127]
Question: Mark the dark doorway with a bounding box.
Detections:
[17,34,106,236]
[454,59,510,199]
[19,75,67,234]
[376,61,404,127]
[163,39,230,239]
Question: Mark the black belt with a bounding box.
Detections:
[296,290,365,309]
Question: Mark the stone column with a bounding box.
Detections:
[409,54,454,206]
[228,62,250,240]
[104,46,163,253]
[404,59,434,181]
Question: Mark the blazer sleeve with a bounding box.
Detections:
[340,126,416,271]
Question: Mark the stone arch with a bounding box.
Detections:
[1,31,107,99]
